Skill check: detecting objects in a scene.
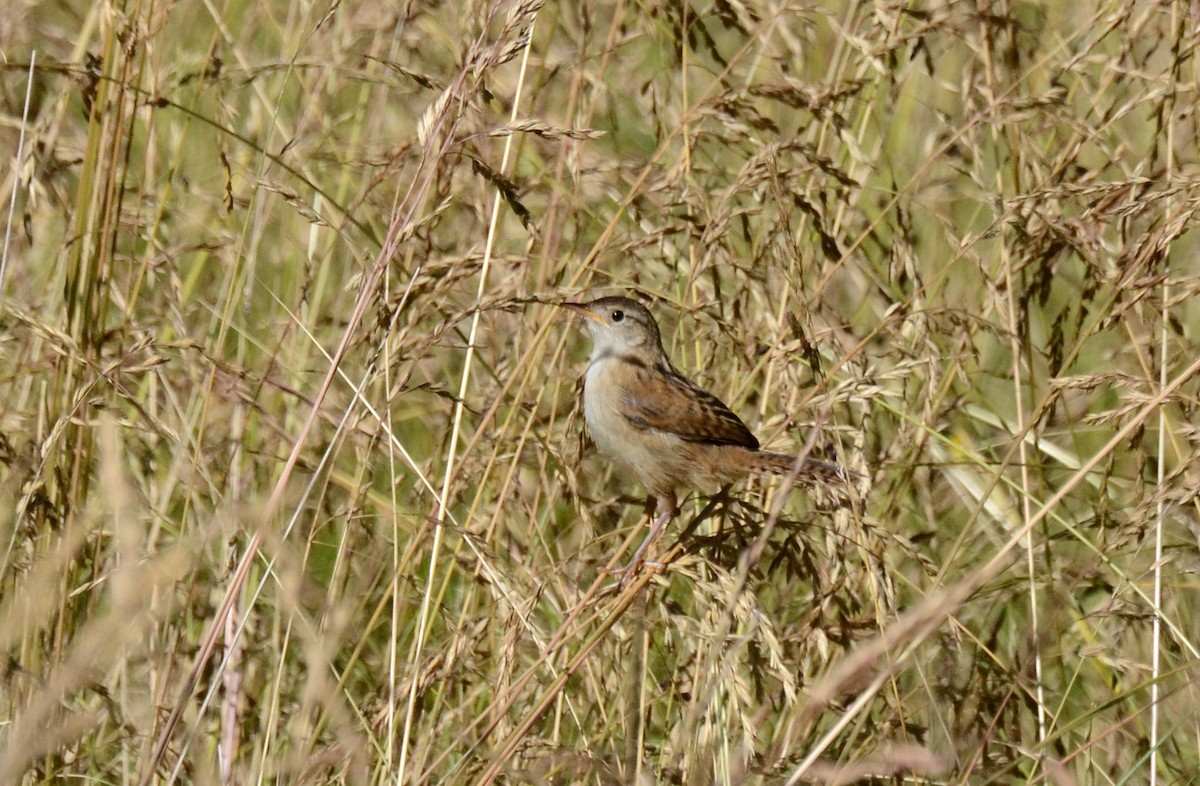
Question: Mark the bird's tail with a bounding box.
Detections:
[753,451,862,486]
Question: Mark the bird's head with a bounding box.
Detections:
[561,296,664,361]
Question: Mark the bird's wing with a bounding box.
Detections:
[620,362,760,448]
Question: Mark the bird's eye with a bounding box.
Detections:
[611,310,625,322]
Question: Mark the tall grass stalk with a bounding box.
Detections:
[2,1,1198,784]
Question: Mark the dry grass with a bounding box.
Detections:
[2,0,1199,783]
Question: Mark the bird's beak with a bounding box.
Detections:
[559,301,605,324]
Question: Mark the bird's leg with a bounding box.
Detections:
[627,507,672,573]
[621,493,677,579]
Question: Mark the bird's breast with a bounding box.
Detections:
[583,357,640,461]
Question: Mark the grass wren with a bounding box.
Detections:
[563,295,854,573]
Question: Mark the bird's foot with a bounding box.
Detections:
[601,558,667,581]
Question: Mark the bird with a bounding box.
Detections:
[562,295,855,577]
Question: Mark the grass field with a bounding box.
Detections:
[2,0,1199,783]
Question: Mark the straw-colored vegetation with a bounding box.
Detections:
[2,0,1198,783]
